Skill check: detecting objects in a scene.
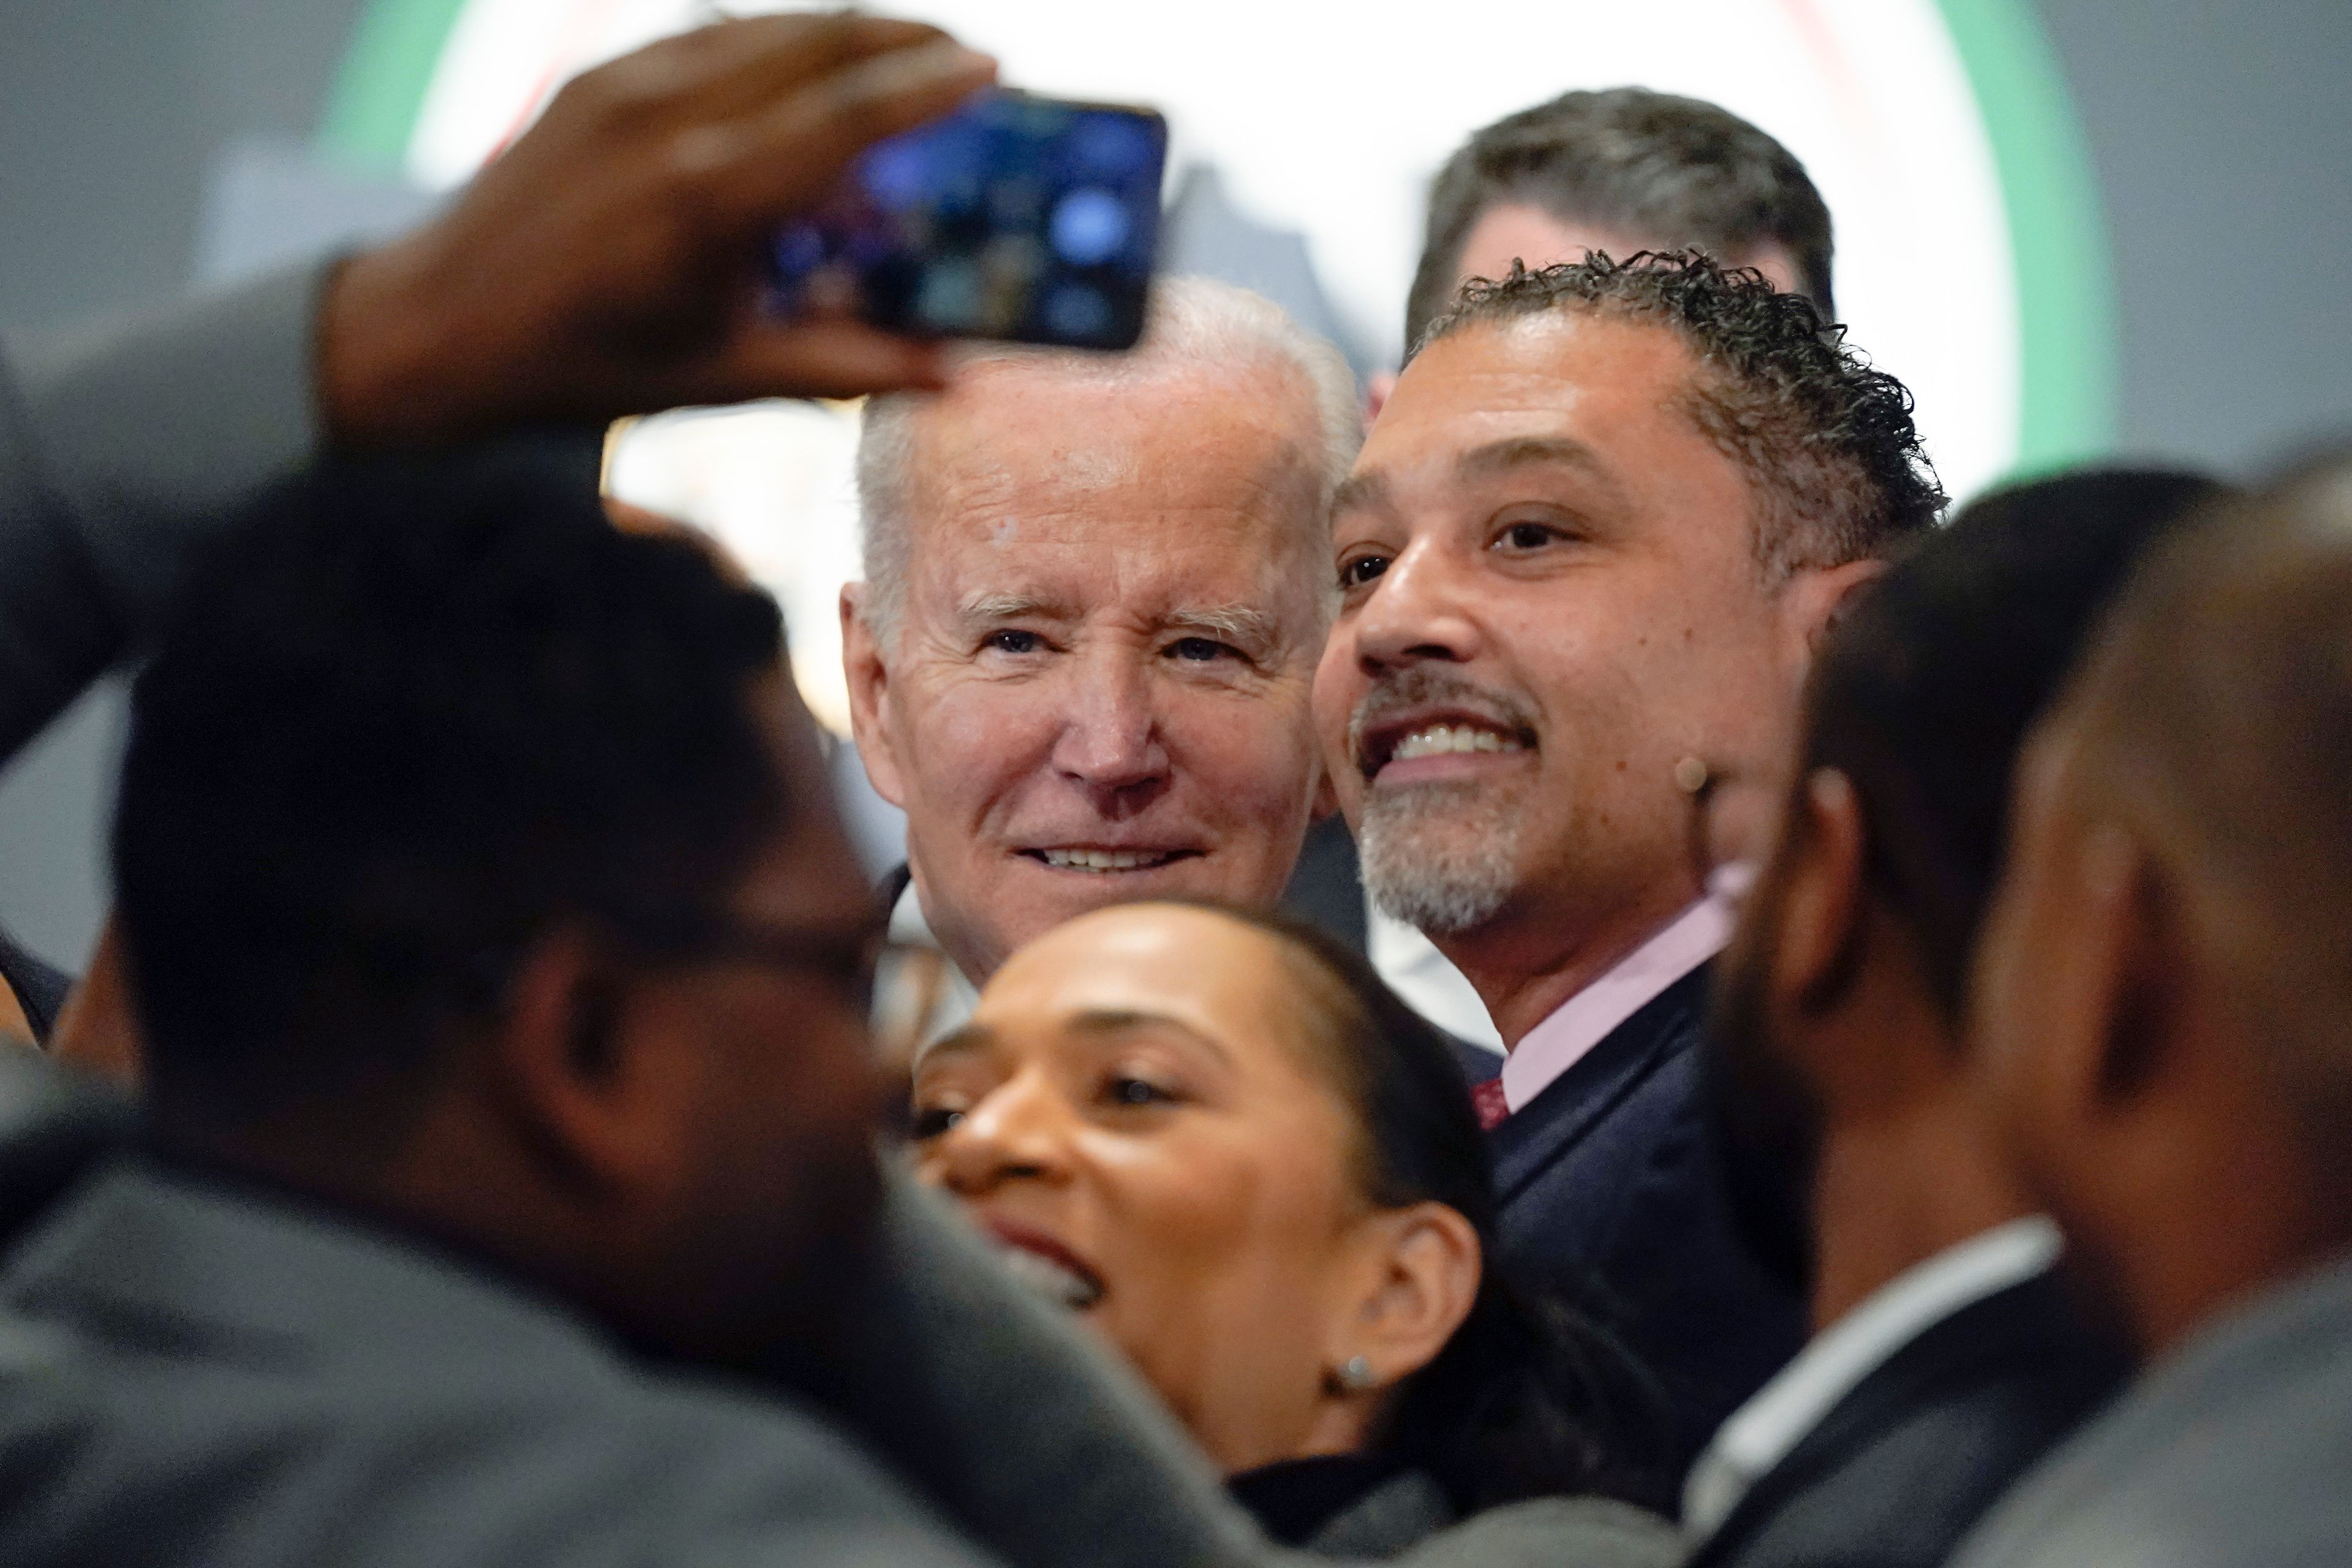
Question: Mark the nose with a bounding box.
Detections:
[930,1068,1078,1197]
[1349,540,1483,673]
[1049,649,1170,816]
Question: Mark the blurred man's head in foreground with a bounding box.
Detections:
[1971,458,2352,1358]
[115,443,881,1363]
[1708,469,2226,1297]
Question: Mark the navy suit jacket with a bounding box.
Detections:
[1488,960,1806,1480]
[1686,1268,2127,1568]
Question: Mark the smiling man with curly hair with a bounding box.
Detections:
[1313,250,1945,1475]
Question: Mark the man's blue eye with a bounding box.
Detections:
[987,630,1042,654]
[1170,638,1227,662]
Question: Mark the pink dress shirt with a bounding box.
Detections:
[1494,888,1738,1118]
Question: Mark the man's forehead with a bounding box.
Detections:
[1393,310,1698,423]
[899,370,1325,601]
[1344,312,1709,503]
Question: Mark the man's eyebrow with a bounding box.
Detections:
[956,591,1076,623]
[1456,435,1617,485]
[1065,1007,1234,1068]
[1328,469,1392,519]
[1164,604,1279,649]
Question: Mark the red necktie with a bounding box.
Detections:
[1471,1078,1510,1131]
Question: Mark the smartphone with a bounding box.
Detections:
[767,88,1167,352]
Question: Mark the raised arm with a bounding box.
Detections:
[0,12,992,760]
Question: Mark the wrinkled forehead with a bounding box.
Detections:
[900,360,1332,610]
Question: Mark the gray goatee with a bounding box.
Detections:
[1347,668,1537,937]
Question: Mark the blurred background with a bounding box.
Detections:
[3,0,2347,968]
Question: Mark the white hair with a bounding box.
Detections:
[853,275,1362,644]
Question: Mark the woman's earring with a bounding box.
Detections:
[1333,1354,1378,1393]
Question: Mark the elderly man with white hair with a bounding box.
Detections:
[841,276,1361,1020]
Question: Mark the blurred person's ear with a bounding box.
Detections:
[1967,720,2188,1233]
[1363,372,1397,426]
[1779,557,1887,665]
[480,927,704,1208]
[839,584,910,810]
[2043,823,2176,1125]
[1330,1200,1481,1392]
[1773,771,1869,1024]
[49,916,141,1087]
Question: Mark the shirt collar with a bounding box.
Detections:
[1499,890,1735,1114]
[886,878,980,1040]
[1683,1215,2064,1539]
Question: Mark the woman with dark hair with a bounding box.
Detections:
[911,900,1679,1564]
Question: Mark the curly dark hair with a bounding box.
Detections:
[1416,250,1946,576]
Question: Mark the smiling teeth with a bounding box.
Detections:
[1039,849,1168,872]
[1392,725,1523,761]
[997,1246,1104,1309]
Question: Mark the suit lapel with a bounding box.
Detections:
[1488,963,1709,1206]
[1690,1269,2095,1564]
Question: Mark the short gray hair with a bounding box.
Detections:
[854,275,1361,644]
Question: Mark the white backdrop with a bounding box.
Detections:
[405,0,2022,731]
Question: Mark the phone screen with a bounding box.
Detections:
[768,89,1167,352]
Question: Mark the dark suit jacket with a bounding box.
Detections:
[1687,1268,2128,1568]
[1488,960,1806,1479]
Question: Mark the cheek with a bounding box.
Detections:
[1311,645,1365,785]
[1088,1122,1346,1325]
[1086,1125,1355,1434]
[897,675,1060,820]
[1169,688,1317,807]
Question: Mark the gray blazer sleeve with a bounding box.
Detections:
[1396,1499,1688,1568]
[0,263,328,757]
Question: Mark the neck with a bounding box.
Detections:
[1809,1087,2036,1331]
[2114,1123,2352,1360]
[1434,876,1705,1047]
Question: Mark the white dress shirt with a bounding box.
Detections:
[886,881,979,1044]
[888,879,1508,1054]
[1683,1216,2065,1539]
[1368,910,1504,1054]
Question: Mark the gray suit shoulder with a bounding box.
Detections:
[0,1159,1005,1568]
[1396,1497,1686,1568]
[1952,1253,2352,1568]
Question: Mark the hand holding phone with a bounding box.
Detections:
[769,89,1169,352]
[322,15,996,445]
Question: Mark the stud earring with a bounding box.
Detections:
[1673,755,1711,795]
[1333,1354,1378,1393]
